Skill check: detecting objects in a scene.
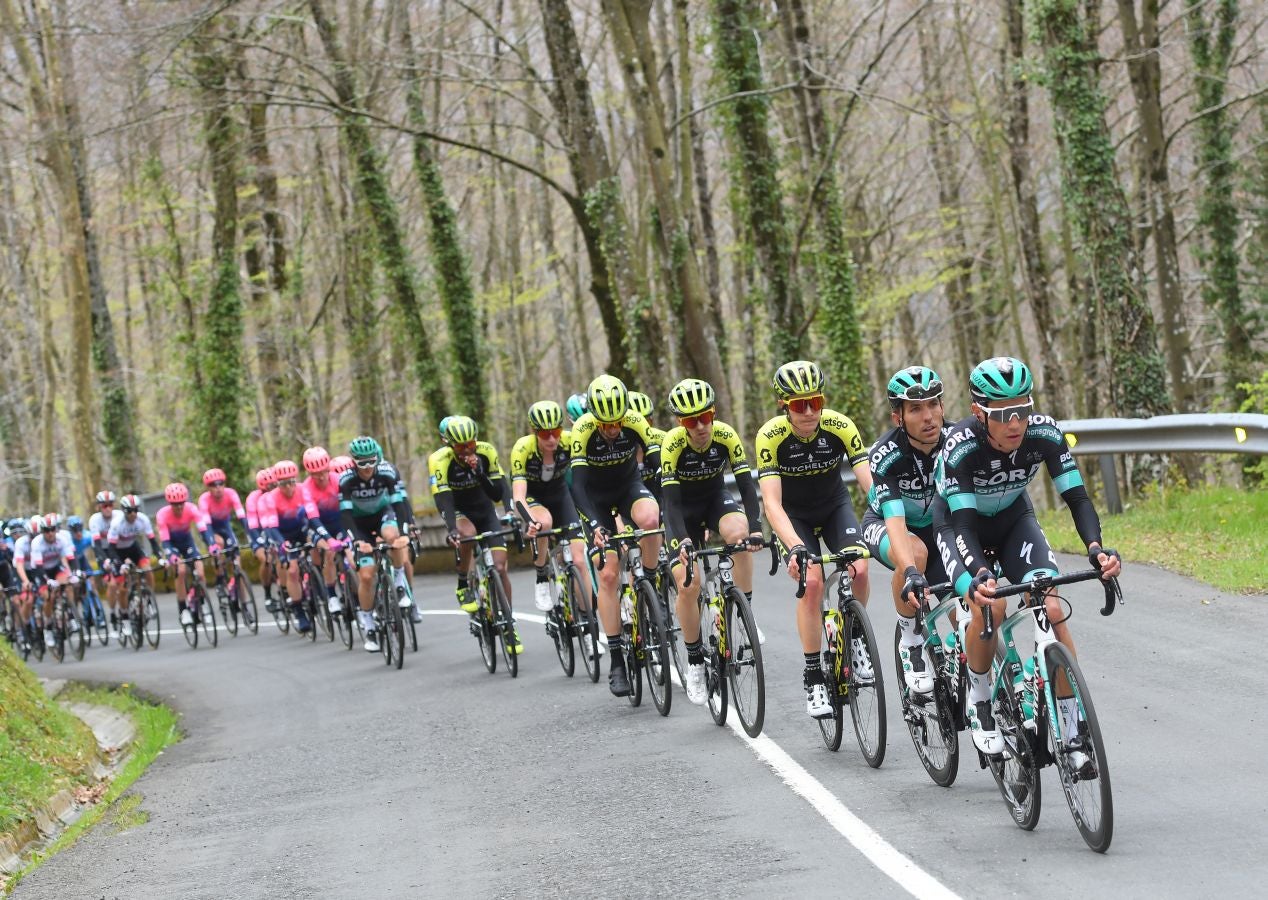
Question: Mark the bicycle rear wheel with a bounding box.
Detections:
[1044,641,1113,852]
[987,666,1043,831]
[568,565,600,683]
[726,589,764,738]
[846,600,886,768]
[492,576,518,678]
[142,588,160,648]
[893,623,959,787]
[201,587,219,647]
[702,599,727,727]
[220,584,238,637]
[235,569,259,635]
[637,580,671,716]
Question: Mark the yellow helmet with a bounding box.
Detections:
[772,360,825,400]
[587,374,628,424]
[446,416,478,444]
[528,401,563,431]
[667,379,715,417]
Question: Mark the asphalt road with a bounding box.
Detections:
[15,555,1266,898]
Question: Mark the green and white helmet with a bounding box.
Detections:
[969,357,1033,402]
[887,366,943,409]
[667,378,715,417]
[349,435,382,462]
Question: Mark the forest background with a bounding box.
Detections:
[0,0,1263,511]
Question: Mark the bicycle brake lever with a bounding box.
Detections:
[768,541,779,577]
[683,553,693,588]
[1100,576,1122,617]
[795,552,809,599]
[980,605,994,640]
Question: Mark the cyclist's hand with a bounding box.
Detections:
[785,544,807,582]
[524,519,541,538]
[901,566,929,612]
[1088,544,1122,579]
[591,526,609,551]
[209,544,221,556]
[446,531,461,549]
[102,559,115,575]
[676,538,693,569]
[745,533,764,553]
[327,538,344,553]
[966,569,995,608]
[356,540,373,555]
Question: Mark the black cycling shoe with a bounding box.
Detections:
[608,662,632,697]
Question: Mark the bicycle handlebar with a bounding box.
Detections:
[794,546,869,599]
[977,567,1123,638]
[680,538,776,588]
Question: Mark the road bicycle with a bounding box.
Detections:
[329,542,358,651]
[516,501,600,680]
[209,546,258,637]
[176,556,219,649]
[681,539,777,737]
[459,523,524,678]
[795,546,886,766]
[891,580,962,786]
[367,540,406,670]
[258,541,291,635]
[79,568,109,647]
[118,561,161,650]
[1,586,33,660]
[47,575,87,663]
[982,567,1123,852]
[597,528,672,716]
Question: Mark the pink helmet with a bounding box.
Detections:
[255,467,276,490]
[272,459,300,481]
[203,467,227,486]
[330,455,354,476]
[302,446,330,473]
[164,482,190,504]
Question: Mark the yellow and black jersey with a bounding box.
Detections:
[642,425,665,497]
[755,409,868,510]
[569,411,658,481]
[429,441,508,529]
[510,431,571,499]
[660,421,749,495]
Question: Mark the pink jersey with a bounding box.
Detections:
[156,504,209,545]
[258,487,312,537]
[302,475,341,527]
[245,488,270,530]
[198,487,246,525]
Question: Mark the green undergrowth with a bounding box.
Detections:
[5,682,180,894]
[1039,485,1267,594]
[0,642,98,834]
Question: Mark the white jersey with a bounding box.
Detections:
[88,509,124,547]
[13,534,32,567]
[30,530,75,569]
[108,512,155,549]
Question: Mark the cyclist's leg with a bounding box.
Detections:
[823,500,869,604]
[622,482,661,563]
[713,498,751,589]
[526,499,555,610]
[587,503,621,638]
[667,507,707,643]
[451,514,477,611]
[777,514,825,654]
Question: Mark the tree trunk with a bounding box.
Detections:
[309,0,448,428]
[1029,0,1171,421]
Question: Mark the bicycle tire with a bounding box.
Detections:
[818,624,844,751]
[383,572,404,670]
[30,615,45,661]
[703,597,728,727]
[624,614,643,708]
[142,588,160,648]
[987,662,1043,832]
[402,585,418,654]
[182,596,198,648]
[893,623,959,787]
[69,603,86,661]
[473,577,497,674]
[220,584,238,637]
[491,574,518,678]
[270,583,290,635]
[87,590,109,647]
[337,569,355,650]
[1044,641,1113,852]
[726,588,765,738]
[236,569,259,636]
[568,565,600,683]
[637,579,671,716]
[314,565,336,643]
[660,575,689,691]
[299,562,321,643]
[201,586,219,647]
[845,599,886,768]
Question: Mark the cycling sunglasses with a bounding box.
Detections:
[208,479,226,488]
[452,441,477,454]
[535,428,562,440]
[786,395,825,414]
[678,409,715,429]
[353,457,378,469]
[983,399,1033,423]
[276,477,298,487]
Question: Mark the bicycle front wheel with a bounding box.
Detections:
[491,575,518,678]
[142,588,161,648]
[660,575,689,690]
[624,621,643,708]
[893,623,959,787]
[381,574,404,670]
[220,585,238,637]
[726,589,764,738]
[68,603,87,661]
[702,598,727,727]
[474,579,497,673]
[200,587,218,648]
[846,599,886,768]
[637,580,671,716]
[236,571,259,636]
[88,592,109,647]
[1045,641,1113,852]
[568,565,600,683]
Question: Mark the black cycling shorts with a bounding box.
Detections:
[933,493,1058,610]
[776,500,862,562]
[527,492,582,537]
[580,479,655,536]
[457,502,508,551]
[666,491,743,551]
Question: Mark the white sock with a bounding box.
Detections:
[359,610,374,631]
[967,667,992,706]
[897,614,922,648]
[393,566,409,591]
[1060,697,1080,732]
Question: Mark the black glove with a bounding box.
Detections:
[1088,545,1119,570]
[968,568,994,602]
[446,531,460,548]
[901,566,929,607]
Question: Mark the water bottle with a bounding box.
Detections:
[824,614,838,645]
[943,630,959,680]
[620,587,633,625]
[1020,657,1038,731]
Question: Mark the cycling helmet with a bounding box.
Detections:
[528,401,564,431]
[587,374,627,423]
[164,483,190,504]
[302,446,330,473]
[120,495,141,512]
[348,435,382,462]
[272,460,300,481]
[438,416,455,443]
[668,378,716,417]
[67,515,83,530]
[7,518,28,537]
[330,455,354,476]
[42,513,62,531]
[565,393,588,422]
[95,490,116,505]
[203,467,226,486]
[28,515,45,534]
[255,468,275,490]
[628,391,653,418]
[772,360,825,400]
[887,366,944,409]
[446,416,478,445]
[970,357,1033,402]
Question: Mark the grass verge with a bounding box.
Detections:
[0,643,98,834]
[5,683,180,894]
[1039,485,1267,594]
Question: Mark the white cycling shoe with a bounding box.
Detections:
[363,630,380,653]
[685,663,707,705]
[968,701,1006,755]
[805,682,833,719]
[850,636,874,680]
[899,643,934,694]
[533,582,553,612]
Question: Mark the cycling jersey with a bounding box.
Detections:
[70,533,93,572]
[510,432,572,501]
[156,504,211,558]
[259,487,325,544]
[569,410,659,524]
[302,474,344,536]
[754,409,868,512]
[659,420,760,540]
[430,442,509,532]
[641,426,665,500]
[934,413,1101,596]
[867,425,953,529]
[12,534,32,569]
[338,462,411,533]
[108,512,162,559]
[198,489,246,547]
[245,487,270,543]
[30,531,75,571]
[88,510,123,563]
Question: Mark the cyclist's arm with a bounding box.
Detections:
[660,480,690,549]
[758,475,801,554]
[433,490,459,533]
[872,460,918,574]
[567,422,601,524]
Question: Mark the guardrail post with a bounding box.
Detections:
[1099,455,1123,514]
